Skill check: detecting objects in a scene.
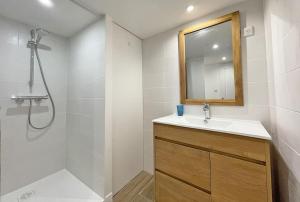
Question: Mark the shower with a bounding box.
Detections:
[1,2,107,201]
[26,28,56,129]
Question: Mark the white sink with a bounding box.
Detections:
[153,114,272,140]
[182,116,232,129]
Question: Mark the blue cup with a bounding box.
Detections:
[177,104,184,116]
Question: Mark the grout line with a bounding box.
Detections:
[277,138,300,156]
[274,105,300,114]
[286,66,300,73]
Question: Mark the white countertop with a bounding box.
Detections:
[153,114,271,140]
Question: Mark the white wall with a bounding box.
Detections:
[187,59,234,99]
[222,64,235,99]
[264,0,300,201]
[186,57,206,98]
[111,23,143,194]
[142,0,270,174]
[203,63,235,99]
[0,15,69,194]
[67,18,106,197]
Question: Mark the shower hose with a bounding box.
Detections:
[28,46,56,129]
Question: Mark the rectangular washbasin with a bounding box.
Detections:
[153,114,272,140]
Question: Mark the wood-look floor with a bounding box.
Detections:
[113,171,154,202]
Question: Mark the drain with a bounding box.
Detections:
[18,190,36,202]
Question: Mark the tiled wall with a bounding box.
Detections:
[67,18,106,197]
[0,15,69,194]
[264,0,300,201]
[142,0,270,174]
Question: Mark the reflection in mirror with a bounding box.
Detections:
[185,21,235,100]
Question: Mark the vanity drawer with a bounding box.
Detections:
[154,123,267,162]
[155,139,210,191]
[155,171,211,202]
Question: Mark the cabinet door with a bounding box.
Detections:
[211,153,268,202]
[155,139,211,191]
[155,171,211,202]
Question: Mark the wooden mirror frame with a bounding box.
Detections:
[179,11,243,106]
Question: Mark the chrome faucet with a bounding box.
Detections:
[203,103,211,122]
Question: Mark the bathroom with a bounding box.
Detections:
[0,0,299,201]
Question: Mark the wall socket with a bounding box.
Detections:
[243,26,255,37]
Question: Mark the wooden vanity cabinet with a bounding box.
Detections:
[154,123,273,202]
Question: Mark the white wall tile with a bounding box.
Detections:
[66,19,106,197]
[287,0,300,23]
[245,35,267,61]
[0,16,68,194]
[287,68,300,112]
[276,108,300,155]
[264,0,300,198]
[277,138,300,184]
[247,58,268,83]
[283,23,300,72]
[276,152,300,202]
[248,82,269,106]
[1,114,66,193]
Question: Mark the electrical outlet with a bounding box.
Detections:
[244,26,255,37]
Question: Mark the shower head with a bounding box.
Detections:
[28,28,51,51]
[36,28,50,44]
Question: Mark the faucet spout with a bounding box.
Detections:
[203,103,211,122]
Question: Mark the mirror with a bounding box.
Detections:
[179,11,243,105]
[186,21,234,100]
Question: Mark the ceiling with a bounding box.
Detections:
[76,0,246,39]
[0,0,98,37]
[0,0,247,39]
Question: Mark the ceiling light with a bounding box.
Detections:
[212,44,219,49]
[186,5,194,13]
[38,0,54,8]
[222,57,227,61]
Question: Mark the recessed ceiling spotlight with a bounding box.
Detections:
[186,5,195,13]
[212,44,219,49]
[38,0,54,8]
[222,56,227,61]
